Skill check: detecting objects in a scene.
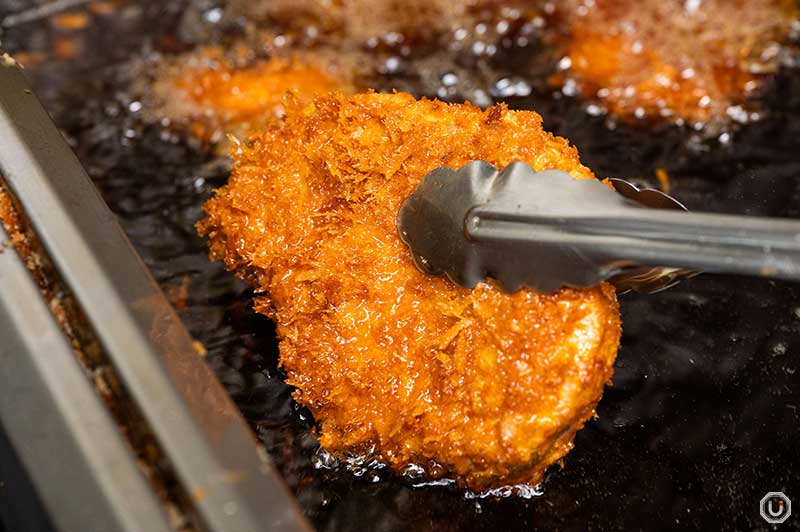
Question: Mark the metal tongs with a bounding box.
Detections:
[397,161,800,293]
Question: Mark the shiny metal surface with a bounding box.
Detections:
[0,222,173,532]
[398,161,800,293]
[0,59,310,532]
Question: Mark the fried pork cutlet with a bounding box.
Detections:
[554,0,799,127]
[198,92,621,490]
[153,51,353,143]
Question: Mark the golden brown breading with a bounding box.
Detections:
[553,0,799,126]
[198,92,621,490]
[152,50,353,143]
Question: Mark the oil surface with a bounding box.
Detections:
[2,1,800,530]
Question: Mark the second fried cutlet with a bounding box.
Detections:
[554,0,799,127]
[152,50,353,143]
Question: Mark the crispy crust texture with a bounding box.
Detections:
[198,92,621,490]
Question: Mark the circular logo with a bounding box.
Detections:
[761,492,791,524]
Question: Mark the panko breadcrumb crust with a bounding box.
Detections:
[198,92,621,490]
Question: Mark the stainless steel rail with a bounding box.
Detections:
[0,58,311,531]
[0,222,174,532]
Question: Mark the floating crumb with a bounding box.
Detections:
[53,11,90,30]
[192,341,207,357]
[165,274,191,310]
[655,168,670,194]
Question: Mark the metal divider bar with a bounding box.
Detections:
[0,59,310,532]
